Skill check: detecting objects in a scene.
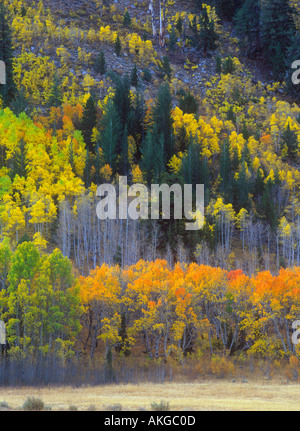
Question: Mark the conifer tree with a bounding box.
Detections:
[49,73,63,108]
[190,7,218,55]
[114,33,122,57]
[234,0,261,58]
[94,49,106,75]
[80,95,97,152]
[0,3,16,106]
[152,83,174,166]
[130,64,138,88]
[10,139,29,180]
[280,123,298,159]
[100,99,122,172]
[261,0,296,78]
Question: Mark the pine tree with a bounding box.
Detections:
[130,64,138,88]
[168,27,177,51]
[114,33,122,57]
[190,7,218,56]
[83,149,92,188]
[234,0,261,58]
[80,96,97,152]
[100,99,122,172]
[152,83,174,165]
[0,3,16,106]
[178,91,199,114]
[94,49,106,75]
[10,139,29,180]
[261,0,296,78]
[280,122,298,159]
[48,72,63,108]
[123,10,131,28]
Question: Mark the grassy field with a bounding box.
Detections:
[0,381,300,411]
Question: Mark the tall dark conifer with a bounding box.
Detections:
[0,3,16,106]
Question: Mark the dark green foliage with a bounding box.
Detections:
[123,10,131,28]
[215,54,222,74]
[100,99,122,172]
[178,91,199,115]
[80,96,97,152]
[0,3,16,106]
[114,33,122,56]
[190,7,218,55]
[94,49,106,75]
[142,68,152,82]
[9,138,29,180]
[222,56,235,74]
[48,72,63,108]
[83,149,92,188]
[176,16,183,34]
[109,71,132,128]
[213,0,245,21]
[10,87,28,115]
[261,0,296,78]
[130,63,138,88]
[234,0,261,58]
[158,56,172,81]
[280,122,298,159]
[220,139,232,202]
[152,83,174,165]
[168,27,178,51]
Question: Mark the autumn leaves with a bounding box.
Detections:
[79,260,300,361]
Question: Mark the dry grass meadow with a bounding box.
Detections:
[0,380,300,411]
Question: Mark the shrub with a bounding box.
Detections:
[23,397,45,411]
[209,356,235,378]
[151,400,170,411]
[142,68,152,82]
[0,401,10,409]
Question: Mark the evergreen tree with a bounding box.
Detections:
[152,83,174,166]
[234,0,261,58]
[94,49,106,75]
[178,91,199,114]
[80,96,97,152]
[220,139,232,202]
[114,33,122,57]
[168,27,178,51]
[261,0,296,78]
[190,7,218,56]
[130,63,138,88]
[214,0,245,21]
[9,139,29,180]
[158,56,172,81]
[100,99,122,172]
[48,72,63,108]
[10,87,28,115]
[123,10,131,28]
[83,149,92,188]
[0,3,16,106]
[280,122,298,159]
[109,71,132,129]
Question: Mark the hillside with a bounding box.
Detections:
[1,0,300,388]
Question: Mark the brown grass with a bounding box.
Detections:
[0,380,300,411]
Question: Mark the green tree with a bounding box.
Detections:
[100,99,122,171]
[0,3,16,106]
[9,138,29,180]
[130,63,139,88]
[80,95,97,152]
[123,10,131,28]
[234,0,261,58]
[261,0,296,78]
[280,122,298,159]
[114,33,122,56]
[48,72,63,108]
[190,7,218,55]
[152,83,174,165]
[94,49,106,75]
